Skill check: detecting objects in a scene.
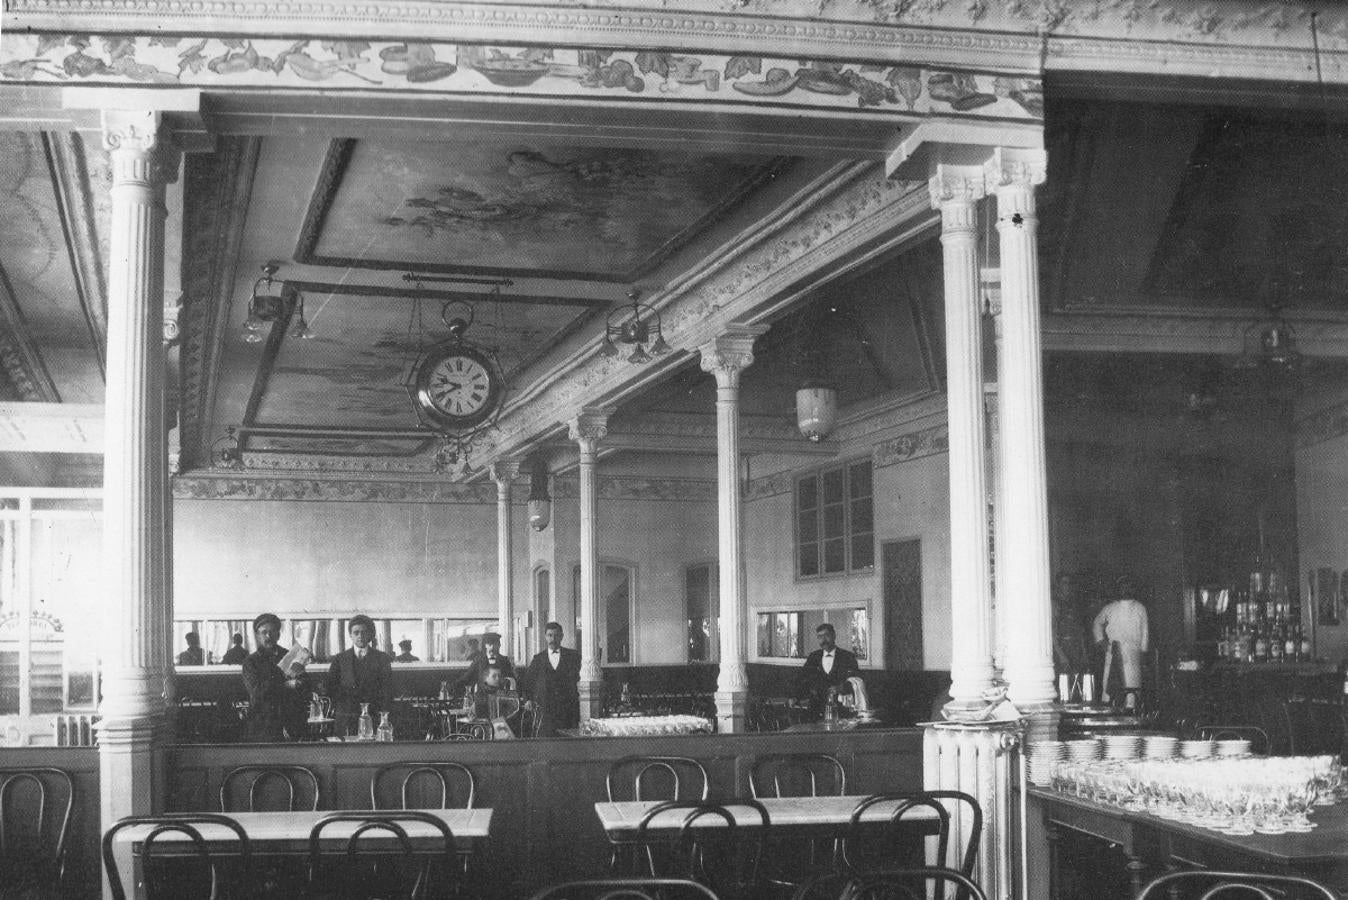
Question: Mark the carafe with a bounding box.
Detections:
[377,711,393,742]
[357,702,374,740]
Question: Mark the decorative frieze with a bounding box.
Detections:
[172,475,498,503]
[873,422,949,468]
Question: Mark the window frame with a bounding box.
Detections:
[794,457,876,581]
[571,558,638,667]
[684,560,719,664]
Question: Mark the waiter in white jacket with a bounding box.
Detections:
[1093,577,1149,709]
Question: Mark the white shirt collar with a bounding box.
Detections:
[356,647,368,658]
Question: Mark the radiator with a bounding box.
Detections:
[923,722,1022,900]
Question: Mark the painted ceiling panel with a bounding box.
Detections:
[298,139,784,281]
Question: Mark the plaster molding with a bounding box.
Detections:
[171,474,497,503]
[698,324,768,390]
[1041,311,1348,358]
[743,469,796,503]
[873,421,949,468]
[568,407,614,453]
[551,474,717,502]
[489,458,521,486]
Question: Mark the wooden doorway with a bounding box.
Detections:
[883,539,923,669]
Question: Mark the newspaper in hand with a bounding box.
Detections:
[278,643,313,677]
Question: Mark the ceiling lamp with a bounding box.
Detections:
[796,350,838,442]
[602,288,670,364]
[526,458,552,531]
[240,264,312,343]
[1236,302,1301,373]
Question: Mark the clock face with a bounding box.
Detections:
[413,343,502,430]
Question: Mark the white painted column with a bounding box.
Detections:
[490,459,521,646]
[931,165,996,711]
[987,147,1056,709]
[699,325,767,733]
[97,108,179,832]
[569,407,612,721]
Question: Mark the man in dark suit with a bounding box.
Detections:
[325,614,394,736]
[522,621,581,737]
[797,623,860,710]
[454,631,515,695]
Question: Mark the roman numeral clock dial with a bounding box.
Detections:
[411,340,504,432]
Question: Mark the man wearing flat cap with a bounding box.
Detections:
[241,612,309,742]
[326,615,394,737]
[455,631,515,697]
[394,639,419,663]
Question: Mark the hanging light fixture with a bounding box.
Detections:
[602,288,670,363]
[526,457,552,531]
[239,263,311,343]
[796,343,838,442]
[210,426,244,469]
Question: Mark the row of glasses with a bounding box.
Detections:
[1048,755,1344,836]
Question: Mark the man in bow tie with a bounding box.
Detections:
[522,622,580,737]
[455,631,515,697]
[326,615,394,737]
[798,623,860,712]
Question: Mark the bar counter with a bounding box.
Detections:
[165,726,926,897]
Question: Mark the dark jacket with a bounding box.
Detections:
[325,647,394,733]
[241,646,309,742]
[522,646,581,737]
[222,645,249,665]
[454,651,516,695]
[798,647,861,704]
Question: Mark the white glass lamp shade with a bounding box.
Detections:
[796,385,838,442]
[528,497,551,531]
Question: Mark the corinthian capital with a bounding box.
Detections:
[928,162,986,211]
[489,459,521,486]
[102,109,181,187]
[699,324,769,389]
[568,407,614,453]
[984,147,1047,192]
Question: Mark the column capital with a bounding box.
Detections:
[928,162,987,210]
[568,407,614,450]
[489,458,521,486]
[698,324,768,388]
[984,147,1047,193]
[102,109,181,187]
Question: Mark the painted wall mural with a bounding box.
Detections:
[0,35,1043,120]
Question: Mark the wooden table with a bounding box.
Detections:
[595,796,937,836]
[1029,786,1348,897]
[110,808,492,898]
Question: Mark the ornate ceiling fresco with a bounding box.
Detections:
[296,139,789,281]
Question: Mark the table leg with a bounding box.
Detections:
[1126,852,1147,898]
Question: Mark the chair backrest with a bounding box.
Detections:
[842,793,954,876]
[1136,870,1339,900]
[528,877,722,900]
[102,813,251,900]
[1196,725,1271,756]
[635,799,768,900]
[370,762,476,810]
[844,867,988,900]
[749,754,846,799]
[219,765,320,812]
[307,811,456,900]
[607,756,710,803]
[0,767,74,871]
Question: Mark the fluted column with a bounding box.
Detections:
[569,408,612,721]
[490,459,521,646]
[986,147,1056,710]
[700,325,767,733]
[931,165,996,710]
[98,108,180,830]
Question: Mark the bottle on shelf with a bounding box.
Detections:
[376,711,393,742]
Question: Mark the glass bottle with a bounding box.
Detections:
[376,711,393,742]
[357,702,374,740]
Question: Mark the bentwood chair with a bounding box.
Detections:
[306,811,456,900]
[791,866,988,900]
[634,800,769,900]
[607,756,710,874]
[0,767,74,899]
[749,754,847,890]
[220,764,321,812]
[370,763,476,887]
[842,791,981,886]
[528,877,722,899]
[102,813,252,900]
[1135,869,1339,900]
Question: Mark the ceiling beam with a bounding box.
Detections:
[0,263,59,403]
[41,132,108,381]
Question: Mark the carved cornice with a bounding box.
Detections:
[873,421,948,468]
[172,474,497,503]
[178,136,260,471]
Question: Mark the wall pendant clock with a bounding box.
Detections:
[408,303,506,434]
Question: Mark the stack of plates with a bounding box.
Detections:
[1180,739,1215,759]
[1102,733,1142,760]
[1143,735,1178,759]
[1215,739,1252,758]
[1027,740,1065,785]
[1066,738,1102,763]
